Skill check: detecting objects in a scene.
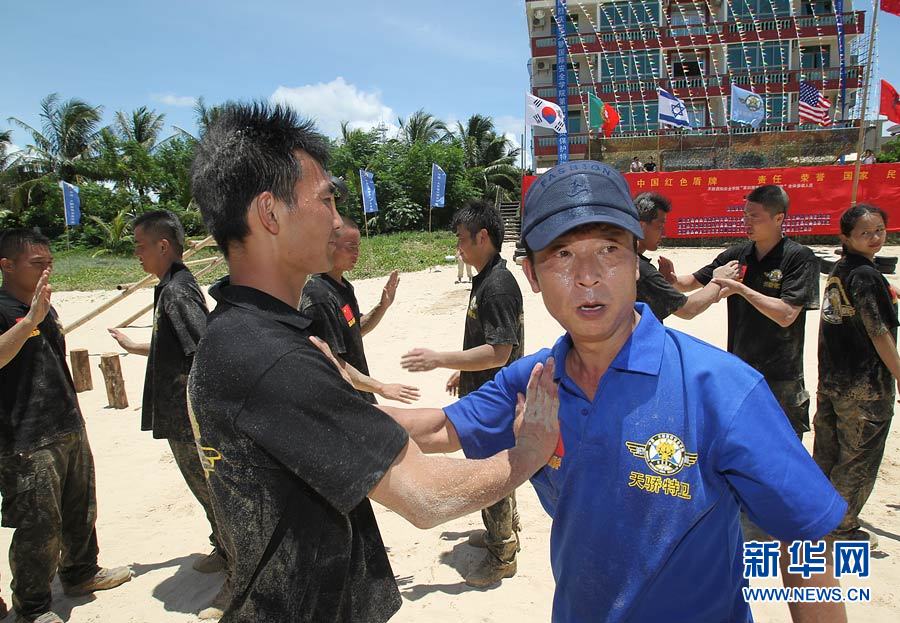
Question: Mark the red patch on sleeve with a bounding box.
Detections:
[341,304,356,327]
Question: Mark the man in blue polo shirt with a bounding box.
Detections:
[385,161,846,622]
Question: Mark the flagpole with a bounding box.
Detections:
[851,0,880,206]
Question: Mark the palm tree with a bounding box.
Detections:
[0,129,12,170]
[399,109,447,145]
[115,106,166,150]
[6,93,104,208]
[452,114,521,200]
[172,96,223,144]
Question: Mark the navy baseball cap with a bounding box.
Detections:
[522,160,643,251]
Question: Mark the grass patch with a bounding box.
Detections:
[49,231,456,291]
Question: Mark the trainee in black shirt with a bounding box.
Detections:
[142,262,208,441]
[459,254,525,397]
[636,255,687,321]
[819,252,899,400]
[0,290,83,457]
[188,279,408,623]
[300,274,375,403]
[693,238,820,382]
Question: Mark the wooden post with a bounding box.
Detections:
[69,349,92,392]
[99,353,128,409]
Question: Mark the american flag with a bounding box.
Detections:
[799,81,833,126]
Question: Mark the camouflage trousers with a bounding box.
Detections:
[168,440,223,553]
[813,393,894,533]
[769,379,811,439]
[482,491,520,563]
[0,431,100,619]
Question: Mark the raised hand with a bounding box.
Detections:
[513,357,560,462]
[379,383,421,404]
[381,270,400,308]
[401,348,441,372]
[107,328,137,351]
[25,269,52,327]
[657,256,676,284]
[712,260,741,281]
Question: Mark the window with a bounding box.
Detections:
[731,0,791,19]
[671,3,707,37]
[671,51,707,77]
[568,113,582,133]
[801,1,834,15]
[685,101,708,128]
[600,52,658,79]
[727,42,790,71]
[801,45,831,69]
[767,95,789,124]
[616,102,659,133]
[552,62,581,84]
[599,1,661,30]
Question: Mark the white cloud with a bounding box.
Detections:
[152,93,196,107]
[271,78,398,139]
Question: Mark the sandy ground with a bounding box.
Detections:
[2,243,899,623]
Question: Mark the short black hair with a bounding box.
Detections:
[0,228,50,261]
[746,184,789,216]
[190,101,330,257]
[451,200,504,251]
[634,192,672,223]
[331,175,349,205]
[133,209,185,255]
[840,203,888,237]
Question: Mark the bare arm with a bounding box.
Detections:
[672,262,739,319]
[0,270,51,369]
[378,405,461,453]
[360,270,398,337]
[107,328,151,356]
[401,343,513,372]
[871,332,900,398]
[342,359,420,404]
[370,361,559,529]
[713,278,802,328]
[658,255,703,293]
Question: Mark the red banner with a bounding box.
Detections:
[522,164,900,239]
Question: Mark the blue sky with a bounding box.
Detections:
[2,0,898,154]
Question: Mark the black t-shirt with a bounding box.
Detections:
[459,254,525,397]
[819,252,899,400]
[142,262,209,442]
[300,274,375,404]
[637,254,688,321]
[643,162,657,172]
[693,238,820,382]
[187,279,408,623]
[0,290,83,457]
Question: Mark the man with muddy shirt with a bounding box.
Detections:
[187,102,559,622]
[402,200,525,587]
[0,229,131,623]
[661,185,820,438]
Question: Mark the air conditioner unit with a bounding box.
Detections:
[537,61,548,70]
[535,9,546,20]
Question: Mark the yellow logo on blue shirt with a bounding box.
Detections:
[626,433,698,476]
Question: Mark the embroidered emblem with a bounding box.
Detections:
[625,432,698,476]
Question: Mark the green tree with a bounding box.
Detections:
[6,93,105,209]
[399,109,447,145]
[115,106,166,150]
[877,137,900,163]
[452,114,520,202]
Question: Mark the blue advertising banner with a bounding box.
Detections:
[430,163,446,208]
[555,0,569,163]
[59,181,81,226]
[359,169,379,214]
[835,0,847,118]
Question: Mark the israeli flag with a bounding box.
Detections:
[59,181,81,226]
[730,85,766,129]
[658,88,691,128]
[430,163,446,208]
[359,169,379,214]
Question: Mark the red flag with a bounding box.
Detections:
[882,1,900,17]
[881,80,900,124]
[602,103,620,138]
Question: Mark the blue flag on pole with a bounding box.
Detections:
[730,85,766,129]
[430,163,446,208]
[658,88,691,128]
[554,0,569,163]
[59,181,81,226]
[835,0,847,119]
[359,169,379,214]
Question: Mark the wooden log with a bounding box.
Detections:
[69,349,93,392]
[114,258,217,290]
[99,353,128,409]
[63,235,216,334]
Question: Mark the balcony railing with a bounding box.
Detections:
[531,11,864,55]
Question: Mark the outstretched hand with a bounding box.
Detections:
[25,269,52,327]
[380,383,421,404]
[401,348,441,372]
[657,256,676,284]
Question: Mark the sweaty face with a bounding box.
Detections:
[281,151,340,275]
[332,227,361,273]
[524,225,639,347]
[455,225,479,267]
[641,213,666,252]
[133,225,165,276]
[2,243,53,294]
[843,212,886,260]
[743,201,781,242]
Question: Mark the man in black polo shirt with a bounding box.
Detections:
[401,200,524,587]
[661,185,820,438]
[188,102,560,622]
[634,192,739,321]
[0,229,131,623]
[301,215,418,404]
[107,211,227,588]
